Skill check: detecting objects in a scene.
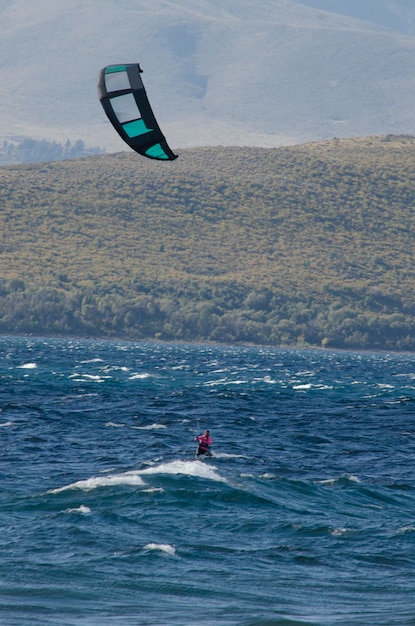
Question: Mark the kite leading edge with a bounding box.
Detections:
[97,63,178,161]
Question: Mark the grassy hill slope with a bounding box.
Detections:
[0,135,414,349]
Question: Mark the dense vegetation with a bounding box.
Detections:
[0,135,414,350]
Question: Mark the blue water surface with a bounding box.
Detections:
[1,336,415,625]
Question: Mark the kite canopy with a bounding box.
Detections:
[98,63,178,161]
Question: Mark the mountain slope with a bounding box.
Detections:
[0,0,414,155]
[0,135,414,349]
[294,0,415,35]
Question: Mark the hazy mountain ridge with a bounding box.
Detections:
[295,0,415,35]
[0,0,414,159]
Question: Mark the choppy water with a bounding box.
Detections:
[1,336,415,625]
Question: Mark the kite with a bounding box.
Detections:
[97,63,178,161]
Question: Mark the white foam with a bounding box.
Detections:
[65,505,91,514]
[81,374,108,382]
[330,527,350,537]
[262,376,277,384]
[132,423,166,430]
[80,358,103,363]
[318,475,361,486]
[0,421,13,427]
[129,373,151,380]
[396,525,415,535]
[48,472,145,494]
[139,460,227,483]
[293,383,333,390]
[144,543,176,556]
[204,378,248,387]
[105,422,125,428]
[214,452,246,459]
[48,459,227,495]
[69,373,107,382]
[17,363,37,369]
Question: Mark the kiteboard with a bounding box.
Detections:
[195,448,213,460]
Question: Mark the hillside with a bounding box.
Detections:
[1,0,415,154]
[0,135,414,350]
[297,0,415,35]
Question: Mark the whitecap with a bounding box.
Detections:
[105,422,125,428]
[204,378,248,387]
[48,472,145,494]
[318,478,338,485]
[132,423,166,430]
[214,452,246,459]
[48,459,227,495]
[263,376,277,384]
[144,543,176,556]
[346,475,361,483]
[129,373,151,380]
[102,365,130,373]
[65,505,91,514]
[81,374,108,382]
[17,363,37,369]
[0,421,13,427]
[293,383,332,390]
[69,373,108,383]
[318,475,360,486]
[396,526,415,535]
[139,459,227,483]
[80,358,103,363]
[330,527,350,537]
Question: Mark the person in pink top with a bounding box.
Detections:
[195,430,212,457]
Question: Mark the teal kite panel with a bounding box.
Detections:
[145,143,170,159]
[122,119,153,138]
[105,65,128,74]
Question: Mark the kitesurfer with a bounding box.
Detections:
[195,430,212,457]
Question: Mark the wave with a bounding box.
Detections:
[316,475,361,486]
[138,459,227,483]
[395,525,415,535]
[132,423,167,430]
[129,373,151,380]
[48,472,146,494]
[293,383,333,391]
[48,459,227,494]
[79,358,104,364]
[64,505,91,514]
[213,452,247,459]
[69,373,108,383]
[144,543,176,556]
